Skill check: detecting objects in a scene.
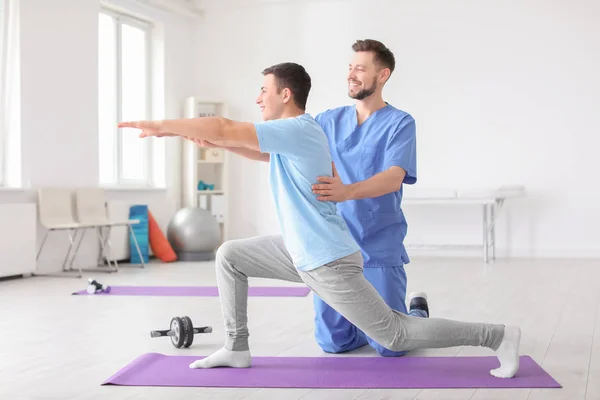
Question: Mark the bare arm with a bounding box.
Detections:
[118,117,261,150]
[159,117,260,150]
[345,166,406,200]
[312,116,416,202]
[224,147,270,162]
[188,137,269,162]
[312,164,406,202]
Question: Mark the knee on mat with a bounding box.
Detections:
[373,344,406,357]
[318,340,355,354]
[378,329,408,354]
[315,333,359,354]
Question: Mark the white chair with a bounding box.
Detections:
[69,187,145,274]
[35,188,83,276]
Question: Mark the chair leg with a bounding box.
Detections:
[96,226,112,267]
[33,229,81,279]
[96,227,119,272]
[103,226,119,271]
[61,228,79,273]
[97,231,104,266]
[65,227,119,275]
[128,224,145,268]
[66,229,87,275]
[36,230,50,261]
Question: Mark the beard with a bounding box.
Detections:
[348,77,377,100]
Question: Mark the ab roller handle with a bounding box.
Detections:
[150,316,212,348]
[150,326,213,338]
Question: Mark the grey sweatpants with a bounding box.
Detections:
[215,235,505,353]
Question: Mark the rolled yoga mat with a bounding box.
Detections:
[72,285,311,297]
[129,205,149,264]
[103,353,561,389]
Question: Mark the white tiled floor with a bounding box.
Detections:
[1,256,598,399]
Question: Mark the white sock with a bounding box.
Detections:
[189,347,251,369]
[490,325,521,378]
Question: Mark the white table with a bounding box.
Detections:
[402,186,526,263]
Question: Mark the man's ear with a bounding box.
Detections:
[379,68,391,84]
[282,88,292,104]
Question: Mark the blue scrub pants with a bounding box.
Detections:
[313,266,427,357]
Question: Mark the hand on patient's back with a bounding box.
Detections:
[118,120,173,138]
[312,162,350,202]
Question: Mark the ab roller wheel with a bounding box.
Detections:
[150,316,212,348]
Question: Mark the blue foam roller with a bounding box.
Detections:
[129,205,149,264]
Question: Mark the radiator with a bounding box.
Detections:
[0,203,37,278]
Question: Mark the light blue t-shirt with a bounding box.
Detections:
[315,104,417,268]
[254,113,360,272]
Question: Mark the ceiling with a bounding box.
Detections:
[136,0,350,18]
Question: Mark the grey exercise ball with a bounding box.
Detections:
[167,207,221,261]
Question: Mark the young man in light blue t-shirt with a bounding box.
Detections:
[118,63,521,379]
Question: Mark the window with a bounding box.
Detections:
[98,7,164,188]
[0,0,5,185]
[0,0,20,188]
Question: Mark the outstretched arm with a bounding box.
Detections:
[226,147,270,162]
[118,117,260,150]
[190,138,269,162]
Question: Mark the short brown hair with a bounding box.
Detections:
[352,39,395,75]
[262,62,311,110]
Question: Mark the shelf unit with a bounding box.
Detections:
[182,97,229,244]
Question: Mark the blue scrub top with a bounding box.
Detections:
[315,104,417,268]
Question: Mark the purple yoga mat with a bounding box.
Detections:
[72,286,310,297]
[103,353,561,389]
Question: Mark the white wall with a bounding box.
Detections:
[195,0,600,258]
[0,0,197,273]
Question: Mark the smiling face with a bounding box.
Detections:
[256,74,289,121]
[347,51,386,100]
[255,63,312,121]
[347,40,396,101]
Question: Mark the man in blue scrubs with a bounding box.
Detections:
[311,39,428,357]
